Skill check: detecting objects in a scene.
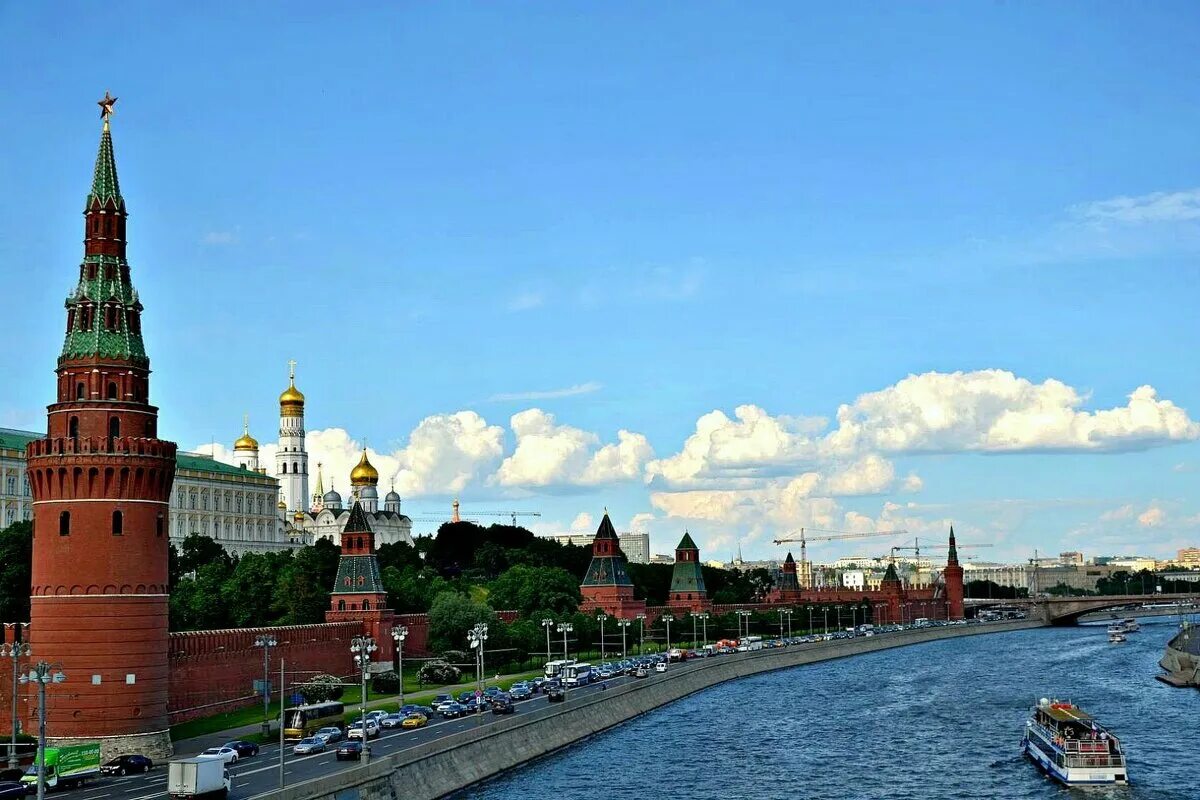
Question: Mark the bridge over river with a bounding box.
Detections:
[966,593,1200,624]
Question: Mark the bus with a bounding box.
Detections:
[562,662,593,687]
[283,701,345,741]
[544,659,576,680]
[737,636,763,652]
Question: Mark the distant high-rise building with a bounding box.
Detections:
[1177,547,1200,568]
[1059,551,1085,566]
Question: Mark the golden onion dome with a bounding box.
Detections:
[293,510,305,522]
[350,449,380,486]
[234,431,259,451]
[280,363,305,417]
[277,500,287,510]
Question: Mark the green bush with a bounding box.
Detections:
[371,670,399,694]
[417,660,461,685]
[298,673,344,704]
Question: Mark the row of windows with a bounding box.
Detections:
[176,488,272,515]
[280,462,307,474]
[172,516,279,542]
[56,510,163,538]
[3,476,30,496]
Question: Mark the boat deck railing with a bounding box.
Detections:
[1029,722,1125,770]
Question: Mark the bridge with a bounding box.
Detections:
[965,594,1200,625]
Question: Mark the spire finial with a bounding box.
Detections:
[243,413,249,435]
[98,91,117,130]
[288,359,297,385]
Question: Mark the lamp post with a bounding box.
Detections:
[20,661,65,800]
[636,614,646,655]
[698,612,709,647]
[2,637,31,770]
[822,605,829,634]
[782,608,793,639]
[254,634,277,738]
[737,609,752,641]
[806,604,814,635]
[350,636,376,758]
[556,622,573,701]
[596,613,608,661]
[391,625,408,709]
[661,614,674,654]
[467,624,488,719]
[541,618,554,665]
[618,619,631,659]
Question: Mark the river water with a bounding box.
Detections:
[464,617,1200,800]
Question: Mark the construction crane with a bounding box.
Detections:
[460,510,542,526]
[773,527,908,589]
[887,541,993,563]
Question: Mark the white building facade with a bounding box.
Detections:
[0,429,35,529]
[276,363,309,513]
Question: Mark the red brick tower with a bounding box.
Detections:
[944,526,965,621]
[25,96,177,759]
[879,561,905,624]
[579,512,646,618]
[325,502,394,670]
[668,532,710,612]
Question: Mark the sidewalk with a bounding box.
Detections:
[171,667,542,756]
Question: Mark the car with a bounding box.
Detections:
[508,683,532,701]
[530,678,547,692]
[634,666,650,678]
[0,771,21,784]
[654,662,667,673]
[380,713,406,729]
[224,740,259,758]
[457,691,475,704]
[400,704,428,716]
[401,713,428,729]
[314,726,343,744]
[100,754,154,775]
[335,741,364,761]
[346,720,380,740]
[292,737,325,755]
[483,686,502,698]
[199,746,238,764]
[440,702,467,719]
[365,710,389,724]
[546,686,565,702]
[0,781,25,800]
[597,667,615,680]
[461,698,485,714]
[492,699,515,715]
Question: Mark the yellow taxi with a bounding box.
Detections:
[401,713,428,729]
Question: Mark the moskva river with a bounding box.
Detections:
[464,617,1200,800]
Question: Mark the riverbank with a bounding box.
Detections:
[250,619,1045,800]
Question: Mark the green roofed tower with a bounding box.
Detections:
[668,531,710,612]
[326,501,397,672]
[579,511,646,618]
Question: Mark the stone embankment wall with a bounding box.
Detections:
[259,619,1046,800]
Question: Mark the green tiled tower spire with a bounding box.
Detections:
[669,531,706,596]
[581,513,634,587]
[61,104,148,367]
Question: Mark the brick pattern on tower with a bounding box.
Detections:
[668,531,710,612]
[325,502,394,672]
[579,512,646,618]
[24,109,178,759]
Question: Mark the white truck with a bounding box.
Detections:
[168,758,231,799]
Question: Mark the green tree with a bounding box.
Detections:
[427,591,495,653]
[272,537,340,624]
[0,521,32,623]
[299,674,344,704]
[222,551,289,627]
[176,533,232,576]
[170,560,235,630]
[381,565,456,613]
[487,565,581,615]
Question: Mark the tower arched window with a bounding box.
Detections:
[107,381,118,400]
[338,599,346,611]
[109,417,120,439]
[68,416,79,440]
[112,510,123,536]
[75,382,85,400]
[59,511,70,536]
[281,463,287,474]
[156,513,164,538]
[362,599,371,610]
[66,310,75,333]
[292,462,298,474]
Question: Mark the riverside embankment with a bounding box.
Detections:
[250,619,1045,800]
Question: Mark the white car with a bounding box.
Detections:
[654,662,667,673]
[199,746,238,764]
[347,720,380,740]
[365,710,389,723]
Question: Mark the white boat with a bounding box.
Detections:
[1107,625,1126,643]
[1121,618,1140,633]
[1022,699,1128,786]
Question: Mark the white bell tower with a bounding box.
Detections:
[276,360,310,512]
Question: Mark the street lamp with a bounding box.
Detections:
[391,625,408,709]
[350,636,376,756]
[737,609,752,640]
[557,622,573,661]
[2,637,31,770]
[254,634,277,737]
[806,604,814,635]
[467,624,488,716]
[636,614,646,655]
[822,605,829,634]
[661,614,674,654]
[617,619,631,659]
[698,612,709,647]
[20,661,65,800]
[782,608,793,639]
[596,613,608,661]
[541,618,554,665]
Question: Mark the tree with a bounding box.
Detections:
[176,533,232,576]
[272,537,339,624]
[380,565,456,613]
[376,541,423,574]
[427,591,495,653]
[0,521,32,623]
[299,674,344,704]
[222,552,289,627]
[417,660,461,686]
[487,565,581,616]
[371,670,400,694]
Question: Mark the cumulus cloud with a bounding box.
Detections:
[1138,505,1167,528]
[1070,189,1200,224]
[570,512,594,531]
[494,409,653,488]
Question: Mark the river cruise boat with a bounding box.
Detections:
[1022,699,1128,786]
[1107,626,1127,643]
[1121,618,1140,633]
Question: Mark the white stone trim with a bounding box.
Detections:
[33,498,168,505]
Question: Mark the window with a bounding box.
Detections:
[68,417,79,439]
[107,382,118,400]
[281,463,287,474]
[292,462,298,474]
[111,510,123,535]
[338,599,346,611]
[59,511,70,536]
[363,599,371,610]
[156,513,164,538]
[189,493,196,510]
[75,383,85,400]
[109,417,120,439]
[5,477,14,495]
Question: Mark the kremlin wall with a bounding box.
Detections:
[0,105,961,759]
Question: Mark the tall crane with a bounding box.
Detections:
[773,527,909,589]
[887,541,993,563]
[459,510,543,526]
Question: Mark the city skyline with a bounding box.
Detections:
[2,5,1199,563]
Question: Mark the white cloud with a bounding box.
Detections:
[494,409,653,488]
[201,230,238,245]
[1138,505,1167,528]
[507,291,545,312]
[570,512,594,532]
[628,512,655,532]
[1100,504,1135,522]
[488,382,602,402]
[1071,189,1200,224]
[902,473,924,493]
[821,455,896,496]
[825,371,1199,455]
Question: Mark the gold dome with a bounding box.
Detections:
[277,500,287,510]
[280,361,305,417]
[350,449,380,486]
[234,417,259,451]
[293,510,305,521]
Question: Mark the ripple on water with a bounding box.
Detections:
[462,624,1200,800]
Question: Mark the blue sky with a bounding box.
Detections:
[2,3,1198,563]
